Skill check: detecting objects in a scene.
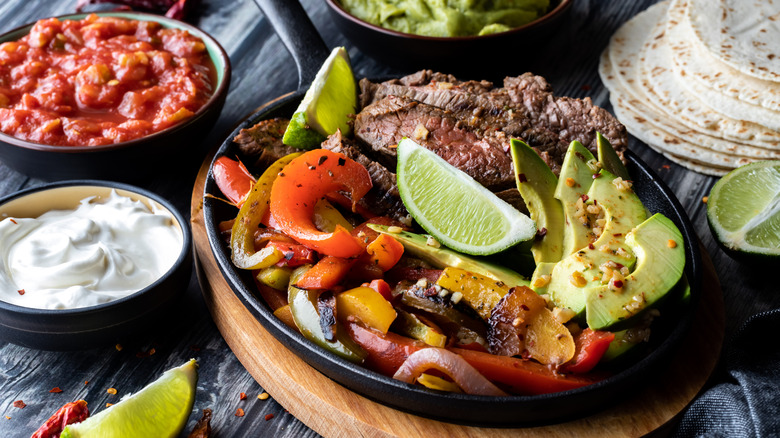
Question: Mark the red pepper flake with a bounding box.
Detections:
[592,172,602,179]
[520,304,530,311]
[135,347,156,358]
[661,164,671,169]
[613,280,624,288]
[9,218,17,224]
[613,233,622,237]
[580,84,592,91]
[84,381,89,385]
[235,408,245,417]
[17,289,24,295]
[518,173,528,183]
[107,388,118,395]
[265,414,275,421]
[580,194,589,202]
[239,392,247,401]
[13,400,25,409]
[49,387,63,393]
[106,403,113,407]
[588,243,595,250]
[4,416,9,420]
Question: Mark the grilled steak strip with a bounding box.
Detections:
[232,118,299,169]
[359,70,627,170]
[354,95,517,190]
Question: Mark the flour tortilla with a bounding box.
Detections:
[665,0,780,130]
[600,1,780,158]
[638,4,780,146]
[602,56,758,169]
[687,0,780,83]
[667,0,780,113]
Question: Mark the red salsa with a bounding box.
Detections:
[0,14,217,146]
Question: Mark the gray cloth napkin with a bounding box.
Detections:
[674,308,780,437]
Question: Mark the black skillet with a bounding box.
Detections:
[201,0,702,426]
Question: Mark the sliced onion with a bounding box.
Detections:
[392,348,507,396]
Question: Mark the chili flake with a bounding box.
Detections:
[9,218,17,224]
[239,392,247,401]
[17,289,24,295]
[13,400,26,409]
[265,414,275,421]
[49,387,63,393]
[235,408,245,417]
[258,392,270,400]
[107,388,118,395]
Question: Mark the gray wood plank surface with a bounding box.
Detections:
[0,0,776,436]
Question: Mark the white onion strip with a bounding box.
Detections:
[392,348,508,396]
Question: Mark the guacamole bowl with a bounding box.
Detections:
[325,0,573,75]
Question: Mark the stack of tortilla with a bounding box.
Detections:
[599,0,780,176]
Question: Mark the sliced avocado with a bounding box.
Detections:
[585,213,685,330]
[554,141,598,256]
[597,133,630,181]
[509,138,564,263]
[368,224,530,288]
[548,168,647,317]
[529,262,556,295]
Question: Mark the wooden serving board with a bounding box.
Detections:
[190,153,724,437]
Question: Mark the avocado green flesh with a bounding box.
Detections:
[510,138,564,264]
[597,133,631,181]
[585,213,685,330]
[554,141,598,257]
[368,224,530,288]
[530,262,556,295]
[548,168,647,317]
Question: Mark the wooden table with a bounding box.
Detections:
[0,0,776,436]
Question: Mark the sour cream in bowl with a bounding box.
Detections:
[0,181,192,350]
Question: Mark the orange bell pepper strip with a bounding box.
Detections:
[212,156,256,208]
[366,234,405,271]
[450,347,600,395]
[270,149,373,258]
[294,255,356,290]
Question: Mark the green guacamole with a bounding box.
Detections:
[339,0,550,37]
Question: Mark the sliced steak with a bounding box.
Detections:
[232,118,299,169]
[321,130,410,223]
[354,95,516,190]
[359,70,627,169]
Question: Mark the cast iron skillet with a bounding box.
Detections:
[202,0,702,426]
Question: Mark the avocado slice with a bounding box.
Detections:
[597,133,631,181]
[368,224,530,288]
[509,138,564,263]
[547,168,648,317]
[554,141,598,256]
[529,261,556,295]
[585,213,685,330]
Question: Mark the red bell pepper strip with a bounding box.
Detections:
[294,256,356,290]
[450,348,600,395]
[560,329,615,374]
[364,279,393,302]
[212,156,256,208]
[345,321,427,377]
[270,149,372,258]
[366,234,405,271]
[32,399,89,438]
[266,241,317,268]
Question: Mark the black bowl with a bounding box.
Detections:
[0,12,231,182]
[0,181,192,350]
[324,0,573,75]
[201,90,702,426]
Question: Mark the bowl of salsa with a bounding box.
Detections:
[0,12,230,181]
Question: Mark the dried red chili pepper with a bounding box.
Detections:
[31,399,89,438]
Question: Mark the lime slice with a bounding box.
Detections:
[61,359,198,438]
[396,138,536,255]
[282,46,356,149]
[707,160,780,263]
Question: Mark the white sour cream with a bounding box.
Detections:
[0,190,182,310]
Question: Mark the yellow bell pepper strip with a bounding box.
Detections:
[212,156,256,208]
[391,308,448,347]
[229,152,302,270]
[416,373,462,393]
[436,267,510,321]
[335,286,397,334]
[294,256,356,290]
[256,266,293,291]
[366,233,405,271]
[288,266,366,363]
[270,149,373,258]
[313,199,353,233]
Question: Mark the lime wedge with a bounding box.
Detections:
[61,359,198,438]
[707,160,780,263]
[282,46,356,149]
[396,138,536,255]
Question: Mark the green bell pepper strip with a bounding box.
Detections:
[230,152,302,270]
[288,266,367,363]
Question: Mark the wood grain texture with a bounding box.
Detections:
[190,151,725,437]
[0,0,775,436]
